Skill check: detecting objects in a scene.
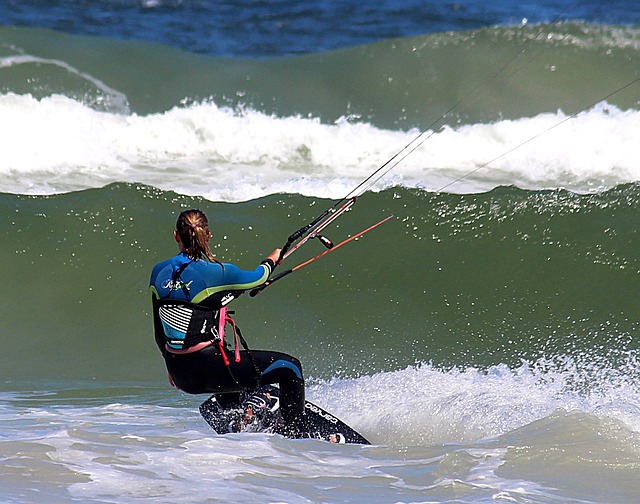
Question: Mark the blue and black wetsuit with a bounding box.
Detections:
[149,252,305,425]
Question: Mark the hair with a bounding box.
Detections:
[175,209,219,263]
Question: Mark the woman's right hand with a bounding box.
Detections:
[267,248,282,265]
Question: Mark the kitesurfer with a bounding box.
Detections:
[149,209,306,434]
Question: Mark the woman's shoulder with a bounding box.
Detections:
[150,257,172,277]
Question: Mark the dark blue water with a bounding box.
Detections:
[2,0,640,57]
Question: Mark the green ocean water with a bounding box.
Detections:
[2,23,639,128]
[2,14,640,504]
[3,183,639,387]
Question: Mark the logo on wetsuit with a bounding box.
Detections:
[162,279,193,292]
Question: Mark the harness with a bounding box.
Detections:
[156,297,252,356]
[155,297,261,390]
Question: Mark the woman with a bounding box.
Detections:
[149,209,306,433]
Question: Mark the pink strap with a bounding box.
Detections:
[165,307,238,367]
[217,306,230,365]
[166,340,213,354]
[218,306,227,342]
[219,306,241,363]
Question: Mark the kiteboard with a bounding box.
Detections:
[199,385,370,444]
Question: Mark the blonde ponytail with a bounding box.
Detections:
[176,209,219,263]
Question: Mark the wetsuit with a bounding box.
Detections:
[149,252,305,426]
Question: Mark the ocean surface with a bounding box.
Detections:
[2,1,640,502]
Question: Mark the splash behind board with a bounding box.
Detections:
[199,385,370,445]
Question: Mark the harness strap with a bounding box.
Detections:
[217,306,231,365]
[225,316,242,363]
[234,323,261,387]
[166,341,214,354]
[216,307,248,365]
[217,307,261,388]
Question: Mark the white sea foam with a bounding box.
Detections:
[2,353,640,503]
[1,93,639,200]
[310,354,640,448]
